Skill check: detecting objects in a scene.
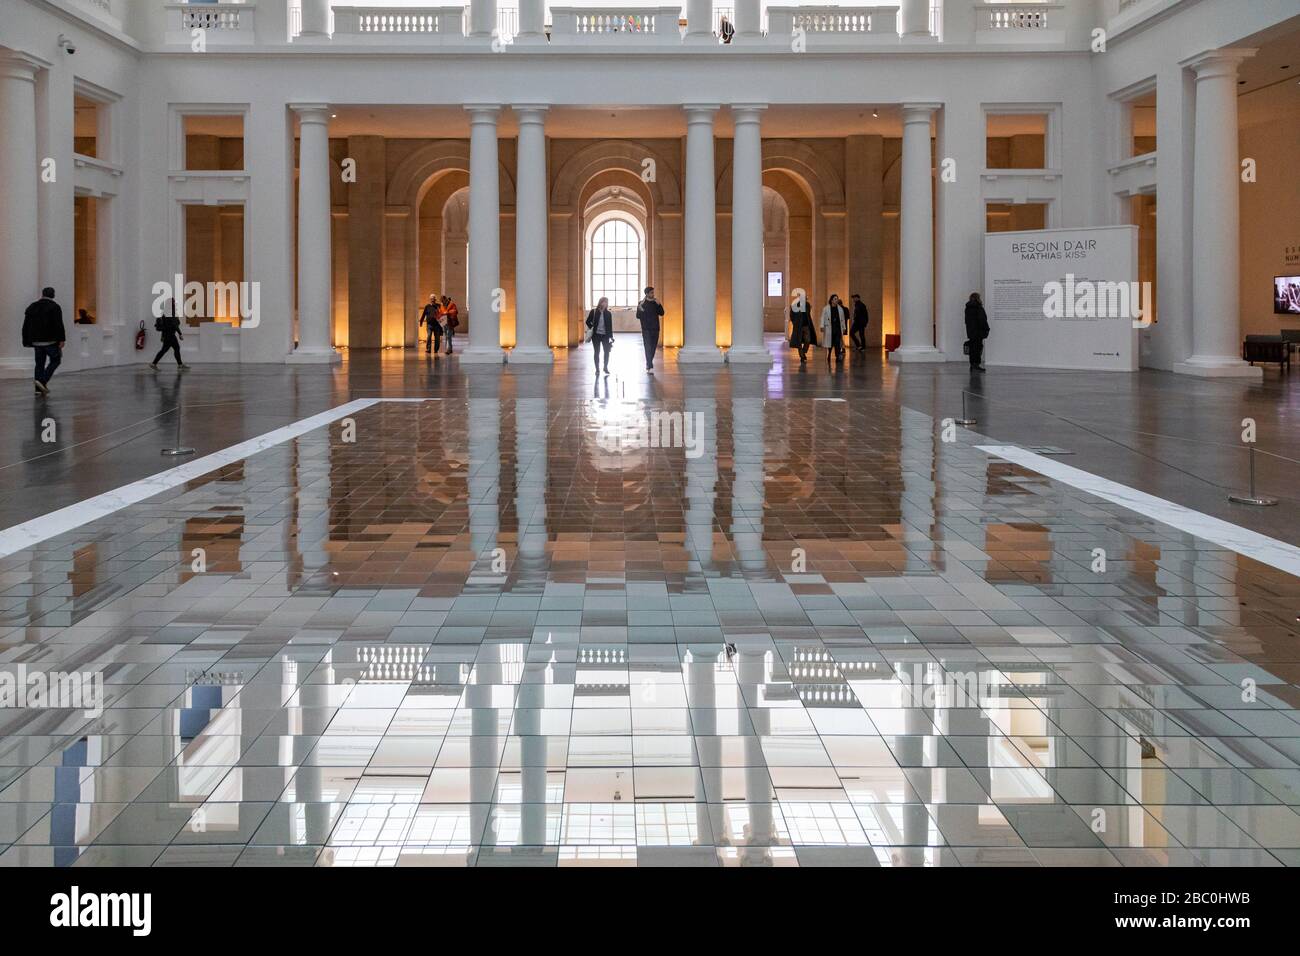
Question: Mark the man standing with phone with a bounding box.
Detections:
[636,286,665,371]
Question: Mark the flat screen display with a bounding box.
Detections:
[1275,276,1300,315]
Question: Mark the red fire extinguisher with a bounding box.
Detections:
[135,320,146,350]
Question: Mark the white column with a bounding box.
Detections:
[298,0,332,37]
[900,0,931,37]
[469,0,498,38]
[0,52,46,377]
[461,105,504,364]
[729,105,769,364]
[287,104,339,364]
[891,103,943,364]
[255,0,294,44]
[679,105,722,364]
[736,0,762,39]
[685,0,714,43]
[511,106,551,364]
[516,0,545,44]
[1173,49,1260,378]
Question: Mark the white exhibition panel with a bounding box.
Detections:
[983,225,1140,372]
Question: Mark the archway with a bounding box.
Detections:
[583,185,649,331]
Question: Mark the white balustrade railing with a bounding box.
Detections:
[978,3,1061,30]
[332,6,466,35]
[550,7,683,41]
[767,6,898,36]
[173,1,247,31]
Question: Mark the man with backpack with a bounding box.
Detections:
[150,298,188,369]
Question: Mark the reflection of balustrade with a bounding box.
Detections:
[766,6,898,37]
[550,7,683,41]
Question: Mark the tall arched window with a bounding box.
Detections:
[589,216,643,308]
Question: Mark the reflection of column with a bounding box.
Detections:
[467,371,502,559]
[729,105,770,365]
[461,106,504,364]
[891,104,943,363]
[511,107,552,363]
[679,106,723,364]
[0,52,43,376]
[288,105,340,364]
[900,406,937,574]
[512,369,549,587]
[682,373,717,568]
[1173,49,1259,378]
[730,370,767,573]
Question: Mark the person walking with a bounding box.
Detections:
[150,298,188,369]
[789,291,816,363]
[820,294,849,367]
[964,292,989,371]
[440,295,459,354]
[585,296,614,375]
[849,293,869,351]
[23,287,65,396]
[636,286,664,371]
[419,293,443,355]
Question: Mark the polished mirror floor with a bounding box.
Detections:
[1,341,1298,866]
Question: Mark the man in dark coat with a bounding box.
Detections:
[22,287,66,396]
[849,293,869,351]
[636,287,665,371]
[964,292,990,371]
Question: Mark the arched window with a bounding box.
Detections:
[589,216,643,309]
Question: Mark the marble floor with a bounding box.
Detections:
[0,338,1298,867]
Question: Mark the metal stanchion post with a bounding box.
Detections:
[1227,445,1277,506]
[161,394,195,457]
[955,390,976,427]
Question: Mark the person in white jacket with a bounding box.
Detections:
[819,294,849,367]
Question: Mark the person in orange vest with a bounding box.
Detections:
[440,295,459,354]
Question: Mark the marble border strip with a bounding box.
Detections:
[977,444,1300,578]
[0,398,436,562]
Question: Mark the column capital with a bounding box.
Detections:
[0,49,50,83]
[901,103,941,120]
[683,104,721,121]
[465,104,502,122]
[1180,47,1256,79]
[731,104,768,122]
[514,105,549,123]
[290,104,332,125]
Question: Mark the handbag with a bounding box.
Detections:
[962,340,971,356]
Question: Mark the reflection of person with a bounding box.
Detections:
[964,292,989,371]
[789,292,815,362]
[636,286,664,371]
[820,294,848,366]
[23,287,65,396]
[419,294,443,355]
[586,296,614,374]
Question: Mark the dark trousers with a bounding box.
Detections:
[793,323,812,360]
[444,327,455,353]
[34,344,62,385]
[592,333,612,371]
[424,324,442,353]
[153,333,183,366]
[641,322,659,367]
[969,337,985,368]
[850,321,867,350]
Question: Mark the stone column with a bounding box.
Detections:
[685,0,714,43]
[298,0,332,37]
[516,0,545,44]
[891,103,943,363]
[511,106,551,363]
[679,105,722,364]
[469,0,498,38]
[0,52,44,377]
[1174,49,1259,378]
[735,0,762,39]
[287,105,339,363]
[461,105,504,364]
[729,105,769,364]
[900,0,931,37]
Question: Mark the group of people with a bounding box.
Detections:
[417,294,460,355]
[788,292,872,366]
[584,286,664,374]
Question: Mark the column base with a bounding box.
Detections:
[1173,357,1264,379]
[0,357,34,379]
[508,346,554,365]
[726,346,773,365]
[888,347,945,364]
[285,348,341,365]
[457,346,507,365]
[677,346,724,364]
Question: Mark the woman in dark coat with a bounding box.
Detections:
[789,292,816,363]
[585,296,614,374]
[964,292,989,371]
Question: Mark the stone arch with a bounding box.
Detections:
[718,139,845,211]
[550,140,680,212]
[387,140,515,208]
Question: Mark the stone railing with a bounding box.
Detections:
[165,3,256,43]
[767,6,899,37]
[331,6,466,36]
[550,7,684,41]
[977,2,1062,31]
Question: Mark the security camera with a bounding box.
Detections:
[58,34,76,55]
